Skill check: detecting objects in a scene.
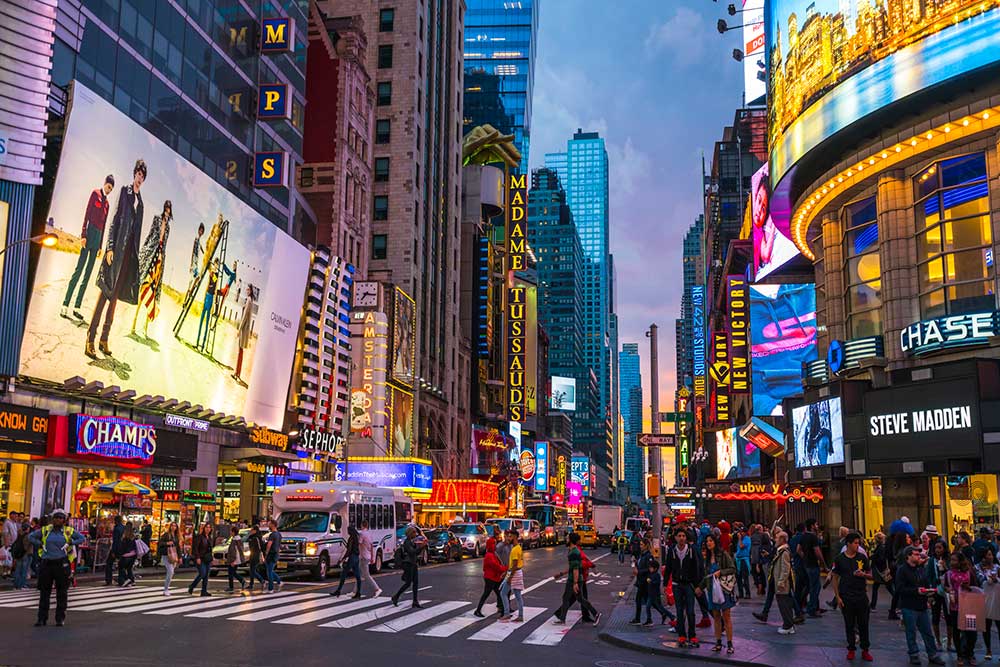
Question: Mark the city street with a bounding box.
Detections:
[0,546,702,667]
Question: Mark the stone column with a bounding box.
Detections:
[876,170,917,363]
[821,210,845,346]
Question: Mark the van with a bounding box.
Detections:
[484,518,542,549]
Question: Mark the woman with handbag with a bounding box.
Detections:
[926,539,952,653]
[116,524,138,587]
[870,532,894,611]
[978,548,1000,659]
[158,523,181,595]
[700,533,737,655]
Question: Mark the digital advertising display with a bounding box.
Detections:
[692,285,706,402]
[535,441,549,491]
[750,283,817,416]
[727,276,750,394]
[21,81,309,429]
[333,460,433,497]
[570,455,590,496]
[387,386,414,457]
[792,397,845,468]
[550,375,577,411]
[390,287,416,389]
[742,0,766,105]
[715,428,761,480]
[751,163,799,281]
[767,1,1000,183]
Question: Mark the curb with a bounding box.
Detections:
[597,630,770,667]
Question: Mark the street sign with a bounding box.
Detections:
[636,433,676,447]
[658,412,690,423]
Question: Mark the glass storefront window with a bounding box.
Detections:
[945,474,999,535]
[843,196,882,338]
[0,462,30,515]
[860,478,884,539]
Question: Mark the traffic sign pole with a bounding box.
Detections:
[646,323,662,553]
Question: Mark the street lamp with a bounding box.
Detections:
[0,232,58,259]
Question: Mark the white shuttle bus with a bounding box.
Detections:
[271,481,414,579]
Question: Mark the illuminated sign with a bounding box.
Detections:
[249,427,289,451]
[507,172,527,422]
[181,490,215,505]
[727,276,749,393]
[742,0,766,103]
[550,376,577,411]
[253,151,288,188]
[570,456,590,495]
[709,482,823,503]
[472,427,511,450]
[534,441,548,491]
[710,330,730,423]
[425,479,500,509]
[350,311,389,444]
[899,312,998,357]
[242,462,289,476]
[257,83,290,120]
[286,494,324,502]
[519,449,536,482]
[750,283,817,416]
[556,455,567,496]
[566,482,582,506]
[333,459,433,496]
[0,402,48,453]
[390,286,416,389]
[164,414,209,432]
[260,16,294,53]
[73,414,157,461]
[692,285,706,402]
[298,428,345,456]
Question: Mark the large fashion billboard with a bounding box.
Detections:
[19,81,309,428]
[751,163,798,281]
[767,1,1000,183]
[750,283,817,416]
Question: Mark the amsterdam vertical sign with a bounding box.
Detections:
[727,275,749,393]
[507,173,527,422]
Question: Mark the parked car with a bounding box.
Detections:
[425,529,463,562]
[448,522,489,557]
[388,524,429,567]
[574,523,598,548]
[484,518,542,549]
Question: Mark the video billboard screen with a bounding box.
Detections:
[20,81,309,428]
[715,428,760,480]
[767,1,1000,183]
[792,397,845,468]
[388,386,414,457]
[751,163,799,280]
[742,0,766,104]
[750,283,817,416]
[550,376,576,411]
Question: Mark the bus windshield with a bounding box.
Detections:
[486,519,515,531]
[277,511,329,533]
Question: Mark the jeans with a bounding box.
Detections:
[777,593,797,629]
[618,549,626,564]
[265,559,281,591]
[477,577,502,613]
[556,577,597,622]
[197,292,215,349]
[13,556,30,589]
[227,564,246,589]
[248,558,267,588]
[163,561,175,591]
[902,608,939,658]
[674,583,698,638]
[805,566,821,615]
[762,577,775,615]
[736,559,752,599]
[37,558,70,624]
[645,593,674,623]
[335,554,361,593]
[500,579,524,618]
[64,227,101,309]
[359,557,379,596]
[633,585,648,622]
[189,561,210,593]
[104,553,117,584]
[841,598,871,650]
[117,556,135,585]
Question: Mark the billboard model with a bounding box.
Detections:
[768,1,1000,183]
[20,82,309,429]
[792,397,845,468]
[550,376,576,411]
[751,163,799,281]
[715,428,761,480]
[750,283,817,416]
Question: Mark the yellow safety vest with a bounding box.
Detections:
[39,525,76,562]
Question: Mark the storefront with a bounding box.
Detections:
[0,402,49,516]
[419,479,501,525]
[217,427,298,522]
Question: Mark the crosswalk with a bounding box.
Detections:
[0,586,586,646]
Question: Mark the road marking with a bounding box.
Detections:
[272,596,384,625]
[69,589,169,610]
[415,608,488,637]
[368,600,468,632]
[321,598,412,628]
[523,610,582,646]
[183,592,302,618]
[105,592,251,614]
[145,591,299,616]
[468,606,547,642]
[522,577,553,595]
[0,586,143,607]
[229,595,342,622]
[418,586,432,591]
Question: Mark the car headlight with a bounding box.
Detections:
[305,542,318,556]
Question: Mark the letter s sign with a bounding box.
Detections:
[253,151,287,188]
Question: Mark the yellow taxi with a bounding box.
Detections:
[574,523,598,548]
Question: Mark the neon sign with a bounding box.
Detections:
[507,172,527,422]
[74,414,157,461]
[900,312,998,356]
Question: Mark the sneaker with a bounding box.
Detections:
[688,637,700,647]
[642,620,652,626]
[374,588,383,597]
[848,650,856,660]
[499,616,511,623]
[553,618,566,625]
[123,580,134,588]
[163,590,171,596]
[513,616,524,623]
[697,617,712,628]
[200,591,212,597]
[752,611,768,624]
[592,612,602,625]
[928,656,945,666]
[778,627,795,635]
[793,616,806,624]
[628,618,642,626]
[677,639,688,648]
[861,651,873,662]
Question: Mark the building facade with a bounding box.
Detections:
[619,342,643,502]
[675,214,705,392]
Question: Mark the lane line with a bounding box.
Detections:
[522,610,582,646]
[273,596,387,626]
[322,599,414,629]
[228,596,343,622]
[522,577,553,595]
[368,600,469,633]
[468,606,547,642]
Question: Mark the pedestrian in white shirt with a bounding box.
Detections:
[358,520,382,598]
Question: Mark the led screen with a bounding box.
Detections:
[715,428,761,480]
[751,162,799,280]
[742,0,767,104]
[792,397,845,468]
[750,283,817,416]
[550,376,577,411]
[767,1,1000,183]
[20,81,310,428]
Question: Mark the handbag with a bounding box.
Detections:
[711,576,726,604]
[719,572,737,594]
[135,539,150,558]
[167,545,179,565]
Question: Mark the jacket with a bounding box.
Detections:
[700,549,737,590]
[192,533,213,561]
[27,525,85,561]
[770,543,793,594]
[248,532,265,561]
[116,537,137,558]
[635,550,653,589]
[226,535,245,565]
[400,536,420,567]
[96,183,143,304]
[157,531,178,558]
[665,543,703,585]
[482,539,507,582]
[82,187,110,240]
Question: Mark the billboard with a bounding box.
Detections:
[333,460,433,497]
[750,283,817,416]
[387,386,414,457]
[767,1,1000,183]
[350,311,389,442]
[715,428,761,480]
[507,172,527,423]
[710,328,730,424]
[390,287,415,389]
[550,375,577,411]
[535,441,548,491]
[727,276,750,393]
[692,285,706,402]
[751,163,798,281]
[792,397,845,468]
[742,0,766,104]
[20,81,309,429]
[570,455,590,496]
[525,282,538,415]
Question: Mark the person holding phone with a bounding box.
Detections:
[897,545,945,665]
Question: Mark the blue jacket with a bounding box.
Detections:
[28,526,85,561]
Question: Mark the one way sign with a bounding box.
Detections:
[636,433,676,447]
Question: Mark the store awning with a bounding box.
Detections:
[221,447,299,463]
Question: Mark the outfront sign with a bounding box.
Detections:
[164,413,209,432]
[900,312,998,356]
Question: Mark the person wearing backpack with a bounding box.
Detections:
[11,516,30,590]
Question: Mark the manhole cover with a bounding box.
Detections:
[595,661,643,667]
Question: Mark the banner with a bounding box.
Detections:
[727,276,750,394]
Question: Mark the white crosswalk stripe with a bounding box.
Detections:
[146,591,299,616]
[273,595,385,625]
[70,589,168,610]
[417,609,489,637]
[468,607,548,641]
[368,600,469,633]
[0,587,138,608]
[229,595,344,622]
[319,598,413,629]
[184,592,310,618]
[106,592,251,614]
[523,610,582,646]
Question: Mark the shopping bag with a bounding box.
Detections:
[0,546,11,568]
[711,577,726,605]
[959,587,987,632]
[135,539,150,558]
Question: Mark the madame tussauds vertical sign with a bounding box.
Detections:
[507,173,527,422]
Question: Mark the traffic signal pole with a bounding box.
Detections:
[646,324,662,549]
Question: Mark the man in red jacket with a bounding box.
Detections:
[62,174,115,320]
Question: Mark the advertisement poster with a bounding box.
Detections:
[727,276,750,393]
[42,469,68,516]
[388,386,414,457]
[550,375,576,411]
[535,441,549,492]
[716,429,760,480]
[742,0,766,104]
[20,81,309,429]
[570,455,590,496]
[751,163,798,281]
[792,397,845,468]
[390,287,415,388]
[750,283,817,416]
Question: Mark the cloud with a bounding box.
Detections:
[644,7,710,68]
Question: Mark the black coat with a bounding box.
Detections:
[97,184,143,304]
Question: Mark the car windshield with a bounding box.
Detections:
[450,524,479,534]
[577,525,594,531]
[488,519,515,531]
[425,530,449,541]
[276,511,329,533]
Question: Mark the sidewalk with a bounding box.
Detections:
[600,591,971,667]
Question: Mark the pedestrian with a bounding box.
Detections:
[665,526,703,647]
[771,531,797,635]
[701,533,736,655]
[831,531,873,662]
[579,547,599,623]
[629,538,653,624]
[2,510,19,576]
[357,520,381,598]
[797,518,826,617]
[956,532,976,566]
[891,544,944,665]
[188,523,214,596]
[12,516,31,590]
[28,509,84,627]
[116,523,137,587]
[225,528,247,593]
[644,559,672,625]
[945,551,979,664]
[104,514,124,586]
[735,529,752,600]
[926,538,952,653]
[974,528,998,565]
[870,532,894,612]
[246,524,267,592]
[391,525,422,608]
[757,525,775,598]
[139,519,153,568]
[158,522,180,595]
[500,531,525,622]
[981,548,1000,660]
[616,531,629,564]
[889,530,913,620]
[553,532,599,625]
[263,519,282,593]
[332,525,363,598]
[475,537,506,617]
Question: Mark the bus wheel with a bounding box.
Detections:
[313,553,329,580]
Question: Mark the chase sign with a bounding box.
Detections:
[900,312,999,356]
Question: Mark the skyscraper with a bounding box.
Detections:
[675,214,706,390]
[545,131,612,482]
[619,343,643,502]
[463,0,538,172]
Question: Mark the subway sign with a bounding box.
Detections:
[692,285,706,403]
[727,276,749,393]
[507,173,527,422]
[257,83,290,120]
[899,312,999,356]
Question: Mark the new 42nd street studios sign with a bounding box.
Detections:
[636,433,676,447]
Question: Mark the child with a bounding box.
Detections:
[645,559,676,625]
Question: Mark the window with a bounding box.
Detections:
[378,44,393,69]
[374,195,389,221]
[379,8,395,32]
[372,234,388,260]
[375,119,390,144]
[377,81,392,106]
[843,197,881,338]
[914,153,994,319]
[374,157,390,182]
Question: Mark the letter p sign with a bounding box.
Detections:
[257,84,290,120]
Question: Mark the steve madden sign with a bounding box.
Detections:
[870,405,973,437]
[900,312,999,356]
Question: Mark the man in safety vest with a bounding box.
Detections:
[27,509,84,627]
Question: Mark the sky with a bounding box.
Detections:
[527,0,748,426]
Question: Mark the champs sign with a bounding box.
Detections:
[507,173,527,422]
[727,276,749,394]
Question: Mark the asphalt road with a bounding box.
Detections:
[0,545,705,667]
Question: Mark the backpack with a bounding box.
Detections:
[11,533,26,559]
